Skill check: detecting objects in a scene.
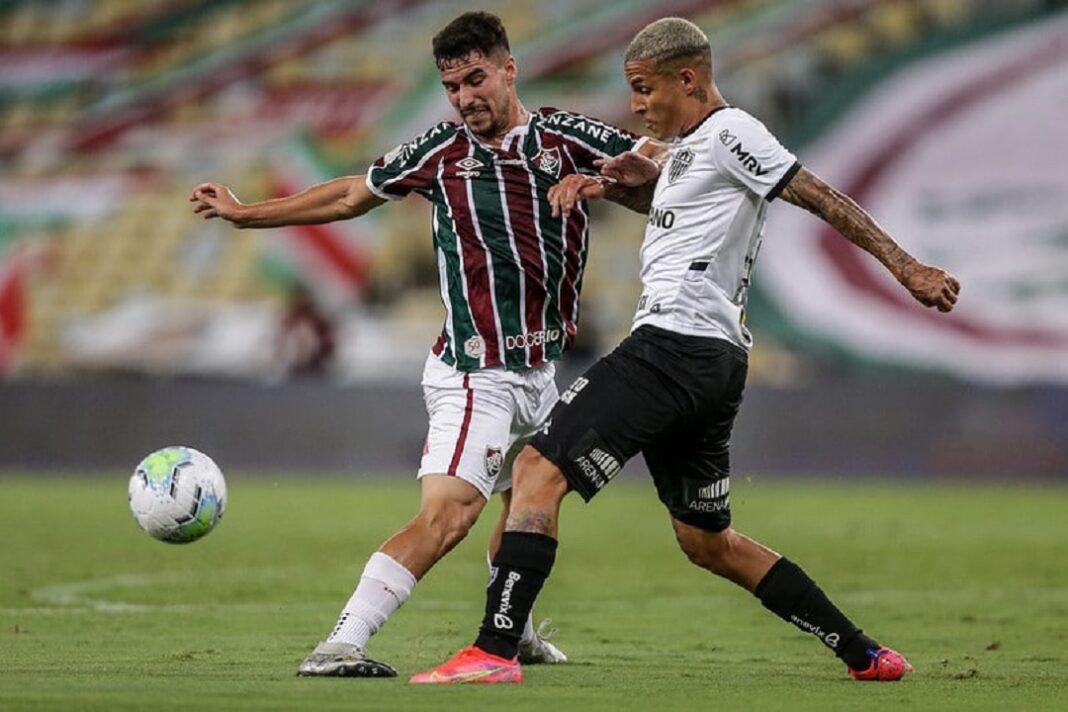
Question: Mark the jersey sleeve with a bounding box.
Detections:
[711,110,800,201]
[538,109,646,173]
[366,122,458,201]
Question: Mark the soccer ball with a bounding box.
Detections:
[129,446,227,543]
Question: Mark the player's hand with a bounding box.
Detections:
[189,182,246,224]
[548,174,608,218]
[594,151,661,187]
[903,264,960,313]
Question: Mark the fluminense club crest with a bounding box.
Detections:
[668,147,695,184]
[532,147,562,178]
[485,446,504,479]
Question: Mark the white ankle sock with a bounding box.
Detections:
[326,552,417,648]
[521,612,535,645]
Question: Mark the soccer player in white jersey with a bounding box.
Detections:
[414,17,960,684]
[190,12,658,678]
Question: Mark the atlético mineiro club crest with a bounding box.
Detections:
[668,148,694,183]
[485,447,503,479]
[532,147,562,178]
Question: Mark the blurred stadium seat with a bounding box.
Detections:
[0,0,1062,383]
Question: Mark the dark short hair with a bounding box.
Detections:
[432,11,510,68]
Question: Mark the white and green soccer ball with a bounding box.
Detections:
[129,446,227,543]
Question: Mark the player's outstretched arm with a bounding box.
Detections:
[596,149,663,187]
[547,141,666,217]
[547,173,656,217]
[189,175,386,229]
[780,167,961,312]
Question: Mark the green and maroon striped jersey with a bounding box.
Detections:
[366,108,643,372]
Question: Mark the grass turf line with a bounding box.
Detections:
[1,475,1066,711]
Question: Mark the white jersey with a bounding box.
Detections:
[632,106,799,350]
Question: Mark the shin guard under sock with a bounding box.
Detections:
[474,532,558,659]
[755,557,878,670]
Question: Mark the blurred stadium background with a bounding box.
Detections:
[0,0,1065,478]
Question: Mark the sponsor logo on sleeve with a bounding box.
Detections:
[728,142,768,176]
[383,142,414,166]
[543,112,622,144]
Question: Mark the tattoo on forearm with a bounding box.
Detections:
[605,181,654,214]
[507,510,554,535]
[781,170,916,282]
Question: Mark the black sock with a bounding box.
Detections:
[754,557,879,671]
[474,531,558,660]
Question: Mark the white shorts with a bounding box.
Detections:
[419,353,558,500]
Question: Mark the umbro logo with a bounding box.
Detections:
[455,157,484,178]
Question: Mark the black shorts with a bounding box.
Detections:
[531,325,747,532]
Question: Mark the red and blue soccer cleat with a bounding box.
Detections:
[850,646,913,681]
[409,645,523,684]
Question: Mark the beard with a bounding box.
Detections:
[464,96,511,139]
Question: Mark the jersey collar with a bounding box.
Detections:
[677,105,730,140]
[462,110,533,152]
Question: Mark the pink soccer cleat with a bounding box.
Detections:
[850,646,914,681]
[410,645,523,684]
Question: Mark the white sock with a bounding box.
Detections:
[489,550,536,644]
[326,552,417,648]
[521,612,536,645]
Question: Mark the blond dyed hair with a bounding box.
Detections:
[625,17,712,72]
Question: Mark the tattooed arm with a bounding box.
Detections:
[780,167,961,312]
[602,179,656,214]
[547,141,666,217]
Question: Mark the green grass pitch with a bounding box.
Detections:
[2,474,1066,710]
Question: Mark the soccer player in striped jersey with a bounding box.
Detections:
[190,11,657,678]
[413,17,960,685]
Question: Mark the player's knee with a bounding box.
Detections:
[415,499,479,551]
[675,525,735,575]
[512,446,568,507]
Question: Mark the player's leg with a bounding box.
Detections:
[669,519,912,681]
[299,356,513,678]
[412,330,683,682]
[490,485,567,663]
[378,475,487,577]
[645,340,909,680]
[468,342,681,666]
[482,359,569,664]
[297,474,486,677]
[410,447,570,683]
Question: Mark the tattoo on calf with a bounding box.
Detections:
[507,510,554,535]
